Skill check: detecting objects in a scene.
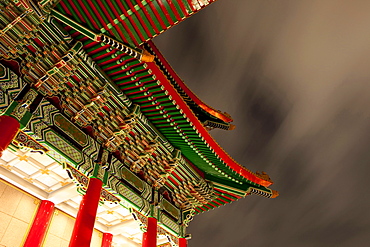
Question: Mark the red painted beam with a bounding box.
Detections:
[23,200,55,247]
[179,238,188,247]
[0,115,20,157]
[142,217,157,247]
[101,233,113,247]
[69,177,103,247]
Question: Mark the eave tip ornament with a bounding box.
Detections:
[271,190,279,198]
[141,50,155,63]
[255,171,273,184]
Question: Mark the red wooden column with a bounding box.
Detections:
[23,200,55,247]
[0,115,20,157]
[69,177,103,247]
[142,217,157,247]
[178,238,187,247]
[101,233,113,247]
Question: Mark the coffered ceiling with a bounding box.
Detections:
[0,148,170,247]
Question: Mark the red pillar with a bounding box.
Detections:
[142,217,157,247]
[69,177,103,247]
[101,233,113,247]
[179,238,188,247]
[23,200,55,247]
[0,115,20,157]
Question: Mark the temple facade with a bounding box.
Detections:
[0,0,278,246]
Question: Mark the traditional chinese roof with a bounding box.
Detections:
[49,28,276,213]
[148,43,235,130]
[53,0,219,47]
[0,0,277,229]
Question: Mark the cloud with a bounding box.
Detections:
[154,0,370,246]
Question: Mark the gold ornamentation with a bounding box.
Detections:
[17,155,29,161]
[60,181,69,186]
[40,169,50,175]
[141,50,155,62]
[24,177,34,183]
[0,164,12,170]
[11,90,38,120]
[271,190,279,198]
[13,131,48,154]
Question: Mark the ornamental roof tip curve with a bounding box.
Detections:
[144,43,274,188]
[146,42,234,124]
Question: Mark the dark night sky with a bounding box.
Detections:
[154,1,370,246]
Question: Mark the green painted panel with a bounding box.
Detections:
[44,130,84,164]
[161,198,180,218]
[121,166,144,191]
[54,113,88,146]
